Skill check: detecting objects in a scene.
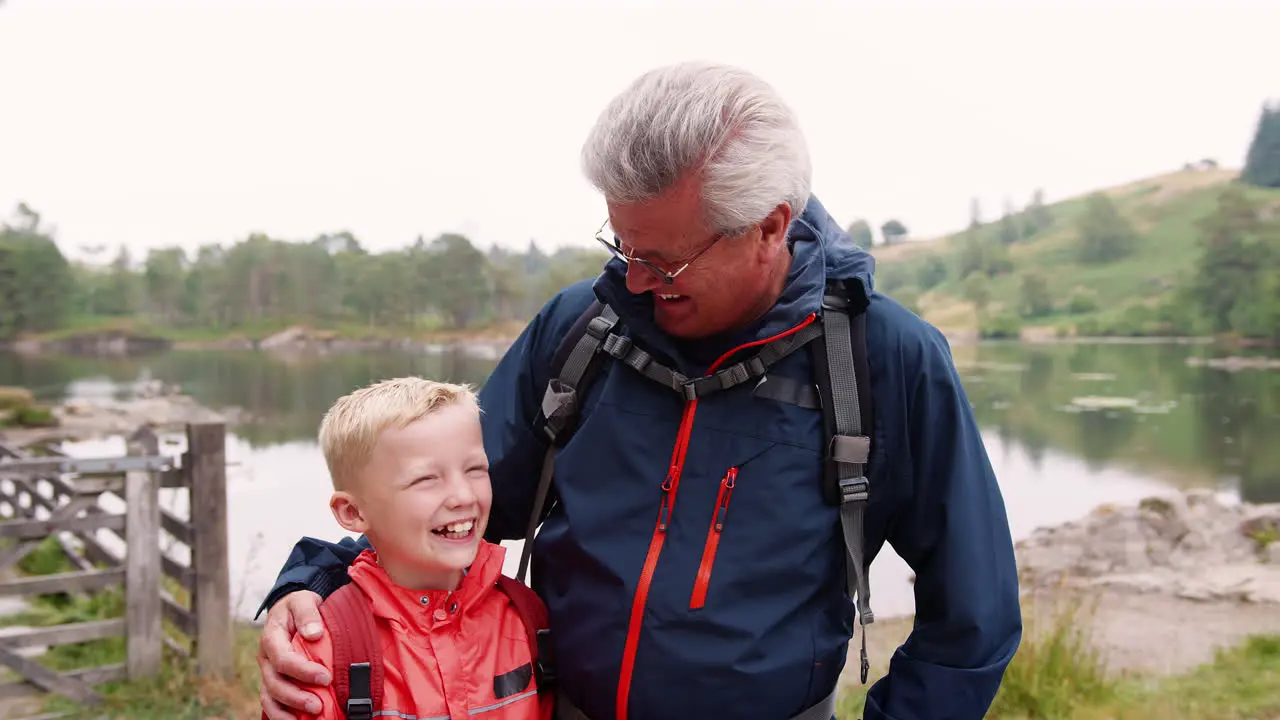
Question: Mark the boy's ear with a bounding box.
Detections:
[330,491,368,535]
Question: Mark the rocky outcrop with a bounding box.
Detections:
[1015,490,1280,604]
[0,392,247,446]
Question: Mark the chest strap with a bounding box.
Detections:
[598,319,824,401]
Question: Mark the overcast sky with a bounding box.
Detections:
[1,0,1276,263]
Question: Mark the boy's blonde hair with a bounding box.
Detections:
[319,376,479,491]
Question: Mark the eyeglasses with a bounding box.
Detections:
[593,219,731,285]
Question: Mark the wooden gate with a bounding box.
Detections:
[0,423,231,716]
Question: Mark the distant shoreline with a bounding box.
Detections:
[4,326,1280,360]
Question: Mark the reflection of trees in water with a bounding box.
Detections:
[1076,409,1138,472]
[164,350,500,446]
[1022,350,1055,396]
[0,349,500,447]
[963,342,1280,502]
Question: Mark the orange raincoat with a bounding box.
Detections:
[288,541,553,720]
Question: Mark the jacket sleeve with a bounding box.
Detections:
[863,326,1023,720]
[254,535,370,619]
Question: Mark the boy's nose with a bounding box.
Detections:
[444,474,478,506]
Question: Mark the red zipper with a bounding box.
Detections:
[690,467,737,609]
[614,312,817,720]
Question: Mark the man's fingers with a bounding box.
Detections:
[288,591,325,641]
[259,653,323,717]
[260,619,330,686]
[259,689,298,720]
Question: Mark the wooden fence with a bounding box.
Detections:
[0,422,230,715]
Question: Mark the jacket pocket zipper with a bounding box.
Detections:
[690,467,738,609]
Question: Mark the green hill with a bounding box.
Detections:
[868,167,1280,340]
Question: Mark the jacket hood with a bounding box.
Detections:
[593,193,876,371]
[347,541,506,632]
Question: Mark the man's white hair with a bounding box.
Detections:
[581,61,812,234]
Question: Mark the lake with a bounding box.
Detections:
[2,340,1278,622]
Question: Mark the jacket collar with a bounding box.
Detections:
[348,541,506,632]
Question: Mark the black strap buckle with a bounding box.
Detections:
[535,627,557,689]
[585,314,614,339]
[346,698,373,720]
[839,476,869,504]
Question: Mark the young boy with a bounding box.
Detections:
[279,377,553,720]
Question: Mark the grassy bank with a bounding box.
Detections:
[836,597,1280,720]
[4,538,1276,719]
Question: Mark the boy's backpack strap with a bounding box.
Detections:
[811,278,876,684]
[519,297,619,584]
[496,574,556,699]
[319,583,383,720]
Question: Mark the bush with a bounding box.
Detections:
[0,385,58,429]
[1068,290,1100,315]
[0,386,35,411]
[980,312,1023,339]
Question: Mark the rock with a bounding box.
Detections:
[1016,491,1280,605]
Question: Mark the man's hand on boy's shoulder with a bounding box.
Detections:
[259,590,332,720]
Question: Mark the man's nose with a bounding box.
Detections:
[625,262,665,295]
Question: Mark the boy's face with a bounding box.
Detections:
[332,401,492,591]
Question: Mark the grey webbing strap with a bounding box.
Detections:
[517,446,556,585]
[822,291,874,684]
[523,302,621,584]
[541,305,620,442]
[600,320,823,402]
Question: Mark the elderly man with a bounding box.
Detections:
[256,61,1021,720]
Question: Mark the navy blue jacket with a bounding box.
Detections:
[259,195,1022,720]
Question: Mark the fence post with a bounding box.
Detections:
[188,422,232,677]
[125,426,162,678]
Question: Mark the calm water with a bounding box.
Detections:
[2,341,1278,621]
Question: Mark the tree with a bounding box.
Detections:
[998,202,1021,246]
[1189,186,1275,333]
[0,204,73,338]
[963,272,990,315]
[1242,102,1280,189]
[1075,193,1139,263]
[916,255,947,290]
[881,219,908,245]
[968,198,983,230]
[845,219,873,248]
[1018,271,1054,318]
[1022,189,1052,238]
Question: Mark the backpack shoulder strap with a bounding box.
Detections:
[518,297,619,584]
[810,278,876,684]
[496,574,555,695]
[319,582,383,720]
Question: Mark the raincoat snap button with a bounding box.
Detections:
[433,608,448,621]
[420,596,429,605]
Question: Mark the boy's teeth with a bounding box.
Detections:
[658,294,681,300]
[444,520,473,533]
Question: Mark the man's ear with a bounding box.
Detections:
[756,202,794,257]
[330,491,368,535]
